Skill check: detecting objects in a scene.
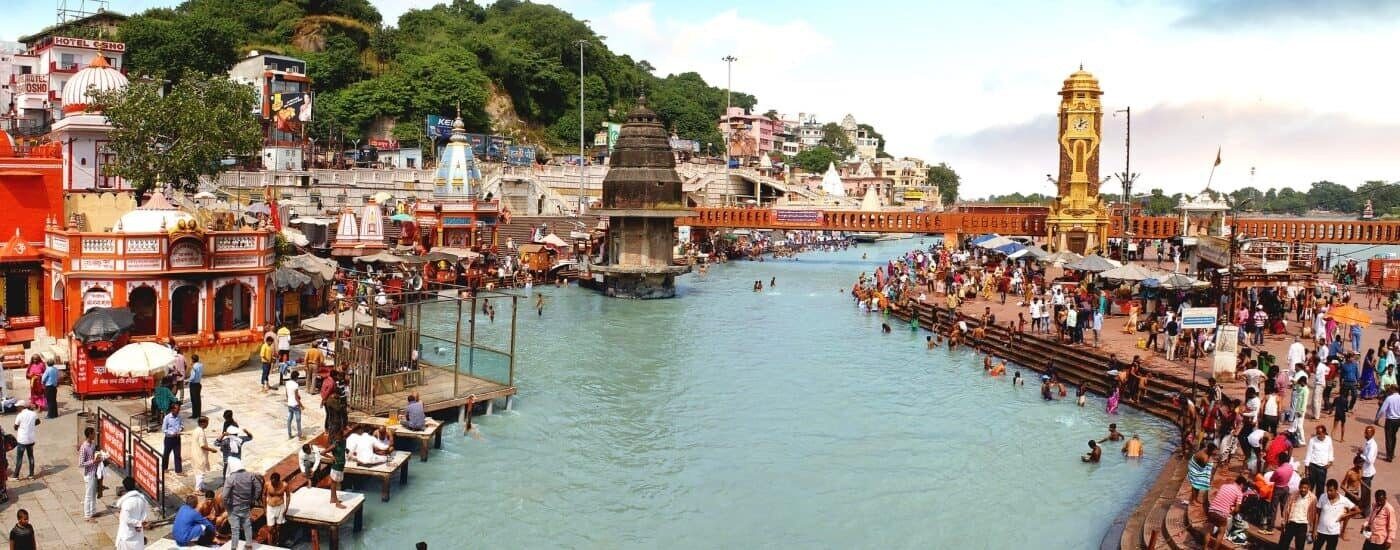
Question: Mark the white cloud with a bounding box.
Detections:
[592,3,832,111]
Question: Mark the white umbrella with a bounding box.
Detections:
[371,191,393,204]
[105,342,175,378]
[279,199,309,207]
[193,191,218,200]
[1098,263,1165,281]
[281,227,309,247]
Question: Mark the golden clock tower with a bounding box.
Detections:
[1046,67,1110,254]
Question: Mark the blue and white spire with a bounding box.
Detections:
[433,110,481,198]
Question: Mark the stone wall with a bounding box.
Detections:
[66,192,136,232]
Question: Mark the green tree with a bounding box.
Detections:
[1143,189,1179,216]
[301,34,365,92]
[1306,181,1359,213]
[927,162,960,205]
[120,10,241,79]
[819,122,853,158]
[792,147,840,174]
[1356,180,1400,216]
[91,73,262,194]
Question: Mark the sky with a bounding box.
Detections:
[5,0,1399,199]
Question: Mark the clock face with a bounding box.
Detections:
[1073,116,1090,131]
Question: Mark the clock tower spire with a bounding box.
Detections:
[1047,67,1110,254]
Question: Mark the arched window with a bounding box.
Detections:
[128,286,158,336]
[170,285,200,336]
[214,283,252,332]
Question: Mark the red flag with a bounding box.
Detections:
[1213,147,1222,167]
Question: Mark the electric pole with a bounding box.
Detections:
[577,39,588,216]
[722,55,737,206]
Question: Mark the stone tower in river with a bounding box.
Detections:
[591,96,691,298]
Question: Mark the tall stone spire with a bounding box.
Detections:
[589,95,692,299]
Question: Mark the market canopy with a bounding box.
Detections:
[538,233,570,248]
[285,254,337,283]
[1145,273,1200,290]
[1044,250,1084,265]
[271,266,314,291]
[1064,254,1122,273]
[300,307,395,332]
[1008,246,1048,261]
[1098,263,1164,281]
[976,236,1016,250]
[432,247,481,261]
[968,234,1000,245]
[353,251,408,264]
[993,242,1026,255]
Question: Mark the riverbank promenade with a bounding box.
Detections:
[928,246,1397,549]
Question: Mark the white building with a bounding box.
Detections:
[51,54,129,191]
[229,52,311,171]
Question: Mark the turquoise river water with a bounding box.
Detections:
[349,239,1176,549]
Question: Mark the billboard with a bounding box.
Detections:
[426,115,456,139]
[607,123,621,153]
[505,146,535,166]
[269,92,311,132]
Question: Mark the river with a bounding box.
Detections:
[351,239,1175,549]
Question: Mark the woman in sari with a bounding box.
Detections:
[1361,349,1381,400]
[1106,386,1121,415]
[25,356,46,411]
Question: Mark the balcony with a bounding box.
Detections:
[50,61,79,73]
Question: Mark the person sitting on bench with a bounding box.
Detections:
[404,392,426,431]
[347,426,389,466]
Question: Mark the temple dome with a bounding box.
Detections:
[116,191,194,233]
[62,55,128,113]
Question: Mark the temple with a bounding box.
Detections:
[411,114,502,250]
[588,97,690,298]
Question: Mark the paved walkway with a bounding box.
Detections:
[0,361,331,548]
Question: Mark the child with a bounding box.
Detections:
[1077,382,1088,407]
[322,433,347,509]
[1331,391,1349,442]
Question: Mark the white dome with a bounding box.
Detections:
[116,192,194,233]
[61,56,128,111]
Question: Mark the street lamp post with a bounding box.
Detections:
[1113,107,1139,257]
[1224,198,1251,317]
[576,38,588,216]
[722,55,737,206]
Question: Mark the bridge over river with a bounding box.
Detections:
[677,207,1400,245]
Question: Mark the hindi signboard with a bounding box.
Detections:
[1213,325,1240,379]
[1180,307,1219,330]
[130,438,163,513]
[774,209,822,224]
[98,408,129,471]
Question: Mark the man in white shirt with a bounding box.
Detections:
[1312,478,1359,548]
[1361,425,1378,511]
[285,372,303,440]
[1305,425,1335,502]
[348,427,388,466]
[115,476,150,550]
[12,401,39,479]
[1288,338,1306,377]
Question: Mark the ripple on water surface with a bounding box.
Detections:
[350,240,1174,549]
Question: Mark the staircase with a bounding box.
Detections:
[887,302,1201,550]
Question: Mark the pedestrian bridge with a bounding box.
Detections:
[677,207,1400,244]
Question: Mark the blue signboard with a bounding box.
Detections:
[505,146,535,166]
[426,115,455,140]
[1180,307,1219,330]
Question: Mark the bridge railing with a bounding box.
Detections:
[677,207,1400,245]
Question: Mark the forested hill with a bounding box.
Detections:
[117,0,755,151]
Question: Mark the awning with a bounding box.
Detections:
[271,266,314,291]
[300,308,395,332]
[1098,263,1165,281]
[1064,254,1123,273]
[968,233,1000,245]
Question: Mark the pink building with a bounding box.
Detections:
[718,107,778,160]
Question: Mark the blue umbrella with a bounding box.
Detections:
[969,233,1000,245]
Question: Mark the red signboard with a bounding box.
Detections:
[98,410,128,471]
[72,345,157,397]
[130,439,160,504]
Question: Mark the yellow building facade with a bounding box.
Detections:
[1046,67,1111,254]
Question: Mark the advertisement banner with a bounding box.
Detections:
[426,115,455,140]
[1213,325,1240,378]
[98,408,129,471]
[505,146,535,166]
[269,92,312,131]
[607,123,621,153]
[486,135,505,159]
[775,210,822,224]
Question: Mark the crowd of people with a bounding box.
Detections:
[855,240,1400,549]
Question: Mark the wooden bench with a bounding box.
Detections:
[355,417,445,461]
[285,487,365,550]
[343,450,411,501]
